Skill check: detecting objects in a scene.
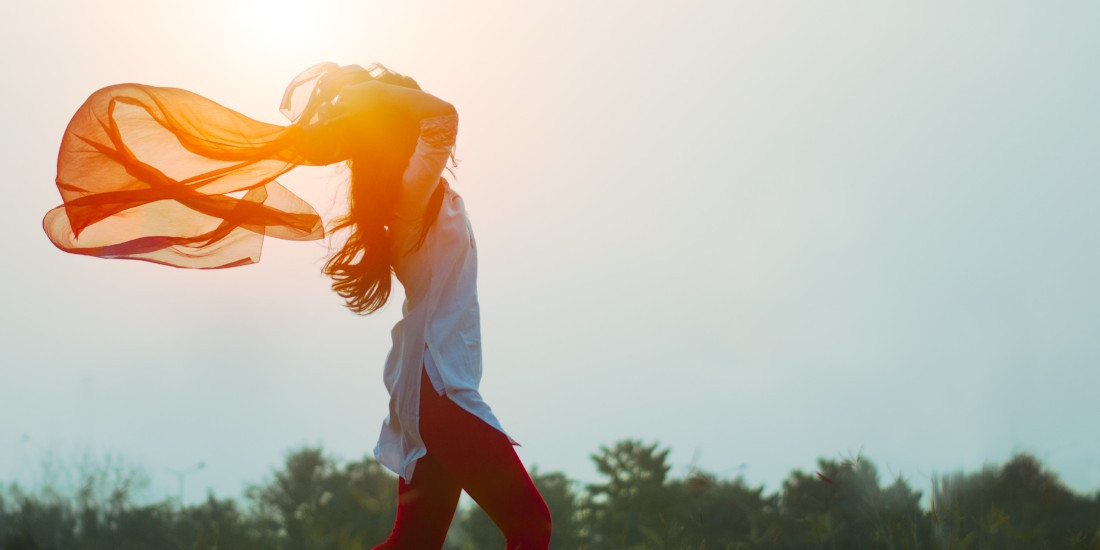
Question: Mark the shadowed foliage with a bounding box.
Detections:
[1,442,1097,549]
[928,454,1100,550]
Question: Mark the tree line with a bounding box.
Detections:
[1,439,1097,549]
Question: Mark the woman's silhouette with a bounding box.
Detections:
[43,62,552,549]
[319,65,553,550]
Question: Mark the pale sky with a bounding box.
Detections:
[2,0,1098,507]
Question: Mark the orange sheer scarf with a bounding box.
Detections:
[43,62,354,268]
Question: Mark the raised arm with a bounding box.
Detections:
[392,112,458,224]
[326,79,455,129]
[300,78,456,163]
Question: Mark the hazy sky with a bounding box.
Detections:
[2,0,1098,507]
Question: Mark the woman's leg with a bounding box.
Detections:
[417,365,552,549]
[371,450,462,549]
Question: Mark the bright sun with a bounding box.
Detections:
[237,0,320,42]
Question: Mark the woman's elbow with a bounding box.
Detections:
[426,99,456,119]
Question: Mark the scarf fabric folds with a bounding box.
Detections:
[43,62,352,269]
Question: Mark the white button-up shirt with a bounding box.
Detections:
[373,114,518,483]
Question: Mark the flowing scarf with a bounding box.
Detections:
[42,62,361,268]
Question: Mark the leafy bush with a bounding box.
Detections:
[1,443,1096,549]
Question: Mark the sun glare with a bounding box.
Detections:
[238,0,319,43]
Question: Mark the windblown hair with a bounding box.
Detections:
[320,64,448,315]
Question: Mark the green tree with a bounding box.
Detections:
[5,441,1100,549]
[308,456,399,548]
[665,470,776,549]
[69,453,156,550]
[0,484,79,550]
[247,447,331,549]
[169,494,278,550]
[930,453,1100,549]
[584,439,674,549]
[246,447,399,550]
[775,453,931,549]
[533,466,585,549]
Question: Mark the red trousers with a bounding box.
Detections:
[373,364,552,549]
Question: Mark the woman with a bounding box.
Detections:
[43,63,552,549]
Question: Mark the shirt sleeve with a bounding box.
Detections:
[394,113,458,222]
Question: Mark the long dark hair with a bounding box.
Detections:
[320,64,447,315]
